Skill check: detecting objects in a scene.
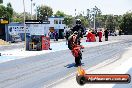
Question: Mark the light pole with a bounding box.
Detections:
[23,0,26,50]
[33,3,38,20]
[75,9,76,17]
[87,9,90,28]
[31,0,33,20]
[94,12,95,30]
[36,6,37,20]
[92,7,96,30]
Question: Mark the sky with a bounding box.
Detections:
[3,0,132,16]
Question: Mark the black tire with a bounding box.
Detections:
[75,56,81,66]
[76,75,86,85]
[75,50,82,66]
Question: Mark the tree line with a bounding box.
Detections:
[0,1,132,34]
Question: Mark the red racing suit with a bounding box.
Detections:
[68,34,84,58]
[71,45,84,58]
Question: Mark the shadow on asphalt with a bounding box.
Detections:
[64,63,84,68]
[112,68,132,88]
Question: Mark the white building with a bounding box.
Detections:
[26,21,50,36]
[8,23,30,41]
[8,26,30,35]
[48,17,66,38]
[7,17,67,40]
[48,17,65,29]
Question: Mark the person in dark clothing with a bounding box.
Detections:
[98,29,103,42]
[70,19,86,45]
[67,19,86,67]
[65,30,71,45]
[119,30,122,36]
[91,30,95,35]
[95,30,98,37]
[55,31,58,41]
[70,19,86,38]
[104,29,109,41]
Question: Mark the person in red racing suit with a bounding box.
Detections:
[68,31,84,66]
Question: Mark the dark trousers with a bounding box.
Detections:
[99,37,102,42]
[105,36,108,41]
[55,37,58,41]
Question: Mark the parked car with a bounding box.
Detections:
[11,35,22,43]
[110,32,117,36]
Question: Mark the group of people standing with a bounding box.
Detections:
[86,29,109,42]
[48,31,59,41]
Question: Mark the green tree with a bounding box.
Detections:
[96,16,103,28]
[120,12,132,34]
[54,11,65,17]
[105,15,116,31]
[79,16,89,27]
[113,15,122,30]
[64,15,73,27]
[94,14,122,29]
[76,14,89,27]
[37,5,53,20]
[24,12,31,20]
[97,15,109,28]
[94,6,102,28]
[0,2,13,22]
[0,5,6,17]
[53,10,74,27]
[12,12,23,22]
[0,0,3,4]
[12,12,31,22]
[13,17,23,22]
[6,2,13,21]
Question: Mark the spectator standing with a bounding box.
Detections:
[53,31,56,41]
[98,29,103,42]
[104,29,109,41]
[55,31,58,41]
[65,30,70,45]
[119,30,122,36]
[86,30,92,42]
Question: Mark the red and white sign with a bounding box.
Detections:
[41,36,50,50]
